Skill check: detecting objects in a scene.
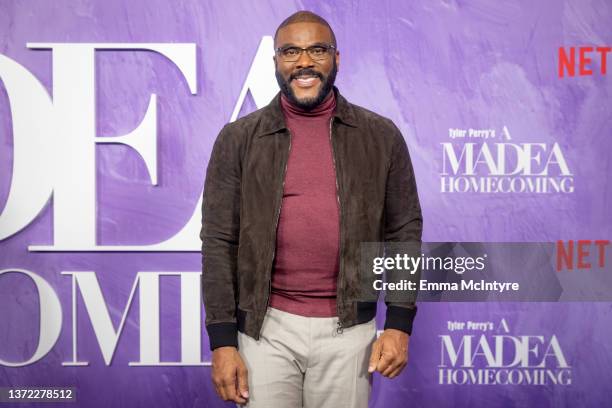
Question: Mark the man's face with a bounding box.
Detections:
[274,22,340,110]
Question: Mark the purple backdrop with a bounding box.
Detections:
[1,0,611,407]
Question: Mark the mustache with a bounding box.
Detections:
[290,68,323,80]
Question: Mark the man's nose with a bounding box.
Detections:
[295,49,315,68]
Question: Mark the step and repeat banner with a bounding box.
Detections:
[0,1,611,407]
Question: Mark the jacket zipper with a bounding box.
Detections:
[264,129,292,323]
[329,117,345,335]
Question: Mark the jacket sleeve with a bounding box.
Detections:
[382,121,423,335]
[200,124,242,350]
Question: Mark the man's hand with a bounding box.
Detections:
[211,346,249,404]
[367,329,410,378]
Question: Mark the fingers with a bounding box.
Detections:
[237,362,250,400]
[369,329,411,379]
[369,339,399,376]
[212,373,228,400]
[376,352,393,375]
[370,344,409,378]
[368,340,382,373]
[211,348,249,404]
[387,360,407,378]
[380,353,407,377]
[220,377,235,401]
[214,371,247,404]
[369,343,400,377]
[212,370,233,401]
[227,377,247,405]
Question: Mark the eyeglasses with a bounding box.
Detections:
[275,44,336,62]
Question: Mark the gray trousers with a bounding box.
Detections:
[237,307,377,408]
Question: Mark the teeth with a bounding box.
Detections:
[294,76,318,87]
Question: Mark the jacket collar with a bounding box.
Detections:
[257,86,357,137]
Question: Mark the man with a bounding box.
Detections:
[200,10,422,408]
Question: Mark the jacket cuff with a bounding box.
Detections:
[384,305,417,335]
[206,322,238,350]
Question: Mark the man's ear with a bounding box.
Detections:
[335,51,340,71]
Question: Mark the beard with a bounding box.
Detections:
[275,59,337,111]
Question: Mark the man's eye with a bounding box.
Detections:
[310,47,326,55]
[283,48,300,56]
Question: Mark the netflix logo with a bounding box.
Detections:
[558,46,611,77]
[556,240,610,271]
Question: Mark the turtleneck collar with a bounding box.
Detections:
[280,89,336,118]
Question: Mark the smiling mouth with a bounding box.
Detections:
[292,75,321,88]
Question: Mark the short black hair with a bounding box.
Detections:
[274,11,337,48]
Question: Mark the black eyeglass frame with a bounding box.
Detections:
[275,44,337,62]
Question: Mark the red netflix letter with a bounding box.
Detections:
[594,240,610,267]
[557,240,573,271]
[558,47,575,77]
[577,240,591,269]
[579,47,594,75]
[596,47,611,74]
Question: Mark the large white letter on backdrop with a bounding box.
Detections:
[0,39,281,251]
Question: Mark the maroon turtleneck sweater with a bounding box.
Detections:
[269,90,340,317]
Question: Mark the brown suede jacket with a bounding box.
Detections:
[200,86,423,350]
